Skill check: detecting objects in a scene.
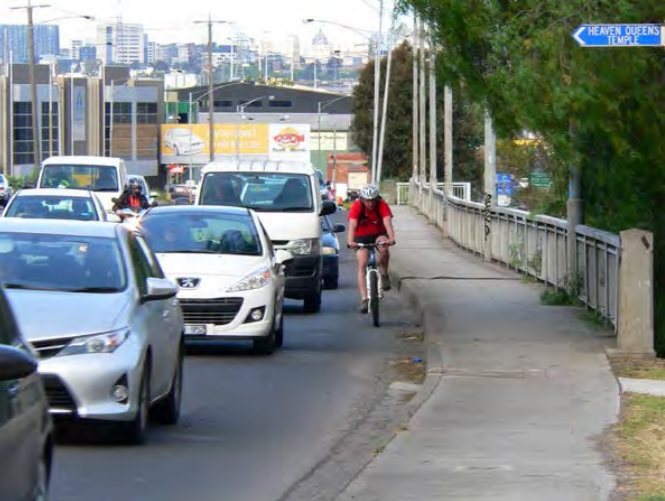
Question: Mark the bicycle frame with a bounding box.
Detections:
[365,247,383,302]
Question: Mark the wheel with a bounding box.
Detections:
[275,310,284,349]
[151,344,183,425]
[32,455,49,501]
[369,272,380,327]
[121,363,150,445]
[303,289,322,313]
[253,321,277,355]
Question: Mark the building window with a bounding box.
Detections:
[105,102,132,158]
[12,102,33,166]
[268,100,292,108]
[41,101,59,159]
[136,102,158,160]
[238,100,263,108]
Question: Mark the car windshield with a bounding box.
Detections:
[0,232,126,292]
[199,172,313,212]
[5,195,98,221]
[139,212,262,256]
[39,165,119,192]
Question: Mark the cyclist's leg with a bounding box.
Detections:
[356,248,369,301]
[375,233,391,290]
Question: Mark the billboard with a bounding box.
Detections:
[160,123,269,164]
[268,124,311,162]
[310,132,348,151]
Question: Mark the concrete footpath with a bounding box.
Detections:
[336,206,620,501]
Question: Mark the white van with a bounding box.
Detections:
[36,156,129,213]
[196,160,337,313]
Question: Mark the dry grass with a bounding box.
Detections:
[608,354,665,381]
[608,393,665,501]
[605,353,665,500]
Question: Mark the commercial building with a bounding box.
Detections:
[96,22,145,65]
[0,24,60,64]
[0,64,164,183]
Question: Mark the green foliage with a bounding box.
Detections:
[400,0,665,353]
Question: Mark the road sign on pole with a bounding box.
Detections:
[573,24,665,47]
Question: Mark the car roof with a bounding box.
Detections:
[143,205,252,217]
[14,188,93,198]
[42,156,123,167]
[0,218,122,238]
[202,159,315,175]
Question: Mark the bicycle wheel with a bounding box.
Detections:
[369,271,380,327]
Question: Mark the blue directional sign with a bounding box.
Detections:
[573,24,664,47]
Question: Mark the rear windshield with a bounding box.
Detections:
[199,172,313,212]
[39,165,119,192]
[5,194,98,221]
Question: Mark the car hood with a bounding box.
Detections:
[5,289,130,341]
[156,253,268,290]
[254,212,320,242]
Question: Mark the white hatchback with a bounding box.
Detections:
[137,205,291,354]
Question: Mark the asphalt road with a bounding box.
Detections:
[50,213,419,501]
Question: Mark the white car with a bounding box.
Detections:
[138,205,291,354]
[2,188,109,221]
[0,219,184,444]
[164,128,206,156]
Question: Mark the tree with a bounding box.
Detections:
[399,0,665,353]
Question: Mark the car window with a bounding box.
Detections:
[199,172,313,212]
[0,232,126,292]
[39,165,119,192]
[128,234,155,296]
[5,195,98,221]
[139,211,263,256]
[135,235,165,279]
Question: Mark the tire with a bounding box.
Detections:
[151,344,183,425]
[303,289,322,313]
[323,276,338,290]
[32,455,49,501]
[253,321,277,355]
[369,272,380,327]
[121,363,150,445]
[275,311,284,349]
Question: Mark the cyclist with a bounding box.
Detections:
[347,183,395,314]
[112,177,151,212]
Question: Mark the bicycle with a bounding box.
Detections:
[354,241,392,327]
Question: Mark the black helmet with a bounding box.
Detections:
[128,178,142,191]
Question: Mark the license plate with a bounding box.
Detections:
[184,325,207,335]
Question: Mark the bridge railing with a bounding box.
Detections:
[396,181,470,205]
[410,179,620,330]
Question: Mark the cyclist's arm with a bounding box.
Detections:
[383,215,396,244]
[347,218,358,247]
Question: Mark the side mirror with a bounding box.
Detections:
[106,213,122,223]
[320,200,337,216]
[275,249,294,265]
[0,345,37,381]
[333,224,346,233]
[142,277,178,303]
[111,197,119,203]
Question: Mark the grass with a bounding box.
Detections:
[540,287,579,306]
[608,393,665,500]
[605,354,665,500]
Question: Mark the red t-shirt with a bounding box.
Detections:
[348,199,393,237]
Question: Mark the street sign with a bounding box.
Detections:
[573,24,665,47]
[530,172,552,189]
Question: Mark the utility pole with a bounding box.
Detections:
[194,15,227,163]
[428,32,437,192]
[567,121,582,285]
[370,0,384,184]
[11,0,50,174]
[418,19,427,187]
[412,14,419,184]
[444,85,453,195]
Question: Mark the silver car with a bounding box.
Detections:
[2,188,108,221]
[0,218,184,444]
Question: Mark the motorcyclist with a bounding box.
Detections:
[112,177,151,213]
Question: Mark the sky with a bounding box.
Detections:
[2,0,406,49]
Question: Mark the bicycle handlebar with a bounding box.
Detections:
[348,241,395,249]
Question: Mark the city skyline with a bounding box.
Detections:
[3,0,396,49]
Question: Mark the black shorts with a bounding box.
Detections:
[354,233,388,245]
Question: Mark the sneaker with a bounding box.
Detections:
[359,299,369,314]
[382,274,392,291]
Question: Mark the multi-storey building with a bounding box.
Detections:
[0,24,60,64]
[96,22,145,65]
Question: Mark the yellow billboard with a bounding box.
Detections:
[160,124,269,163]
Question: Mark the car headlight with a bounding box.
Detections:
[322,246,338,255]
[59,329,129,356]
[290,238,320,256]
[226,267,272,292]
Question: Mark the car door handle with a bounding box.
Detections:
[7,382,20,398]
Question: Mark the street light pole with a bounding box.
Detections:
[370,0,384,184]
[11,0,50,173]
[235,95,274,159]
